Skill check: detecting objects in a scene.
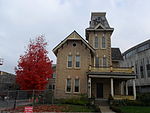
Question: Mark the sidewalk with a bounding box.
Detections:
[99,106,116,113]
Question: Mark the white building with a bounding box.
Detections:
[120,39,150,94]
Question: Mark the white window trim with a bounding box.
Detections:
[75,55,81,69]
[73,78,80,93]
[101,35,107,49]
[65,78,72,93]
[67,55,72,68]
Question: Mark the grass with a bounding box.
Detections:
[62,104,96,112]
[119,106,150,113]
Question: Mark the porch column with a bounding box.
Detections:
[121,82,124,95]
[111,78,114,97]
[133,79,136,100]
[94,57,95,66]
[125,81,128,95]
[88,77,91,98]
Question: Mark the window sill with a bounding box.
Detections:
[73,92,80,94]
[67,67,73,69]
[74,67,81,70]
[65,92,72,94]
[101,48,107,49]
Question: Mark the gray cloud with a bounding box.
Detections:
[0,0,150,73]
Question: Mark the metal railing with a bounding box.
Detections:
[0,89,54,111]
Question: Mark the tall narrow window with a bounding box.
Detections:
[52,73,56,78]
[66,78,71,92]
[146,64,150,77]
[74,79,79,92]
[102,57,107,67]
[95,57,99,67]
[76,55,80,67]
[68,55,72,67]
[102,36,106,48]
[140,66,144,78]
[94,37,98,48]
[135,63,138,78]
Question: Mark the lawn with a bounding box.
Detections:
[120,106,150,113]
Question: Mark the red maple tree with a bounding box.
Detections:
[15,36,53,90]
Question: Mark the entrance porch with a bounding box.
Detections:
[87,68,136,100]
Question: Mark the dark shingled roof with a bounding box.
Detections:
[111,48,123,61]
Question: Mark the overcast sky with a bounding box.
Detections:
[0,0,150,74]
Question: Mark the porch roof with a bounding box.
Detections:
[87,72,136,79]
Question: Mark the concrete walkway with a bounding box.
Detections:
[99,106,116,113]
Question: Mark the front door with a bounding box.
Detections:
[96,83,103,98]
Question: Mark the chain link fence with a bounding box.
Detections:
[0,89,54,110]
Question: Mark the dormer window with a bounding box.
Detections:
[94,36,99,49]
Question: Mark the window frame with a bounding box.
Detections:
[66,78,72,93]
[67,55,72,68]
[140,65,144,78]
[75,55,80,68]
[146,64,150,77]
[94,36,99,49]
[102,56,107,67]
[101,35,106,49]
[74,78,80,93]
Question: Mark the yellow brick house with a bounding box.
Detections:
[53,12,136,100]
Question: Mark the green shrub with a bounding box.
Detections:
[110,106,122,113]
[137,93,150,106]
[111,99,150,107]
[111,100,127,106]
[58,94,90,106]
[125,100,143,106]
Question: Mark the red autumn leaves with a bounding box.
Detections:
[4,105,69,112]
[15,36,53,90]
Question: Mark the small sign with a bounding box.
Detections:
[24,106,33,113]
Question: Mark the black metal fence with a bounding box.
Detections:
[0,89,54,110]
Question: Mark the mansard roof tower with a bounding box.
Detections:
[86,12,114,67]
